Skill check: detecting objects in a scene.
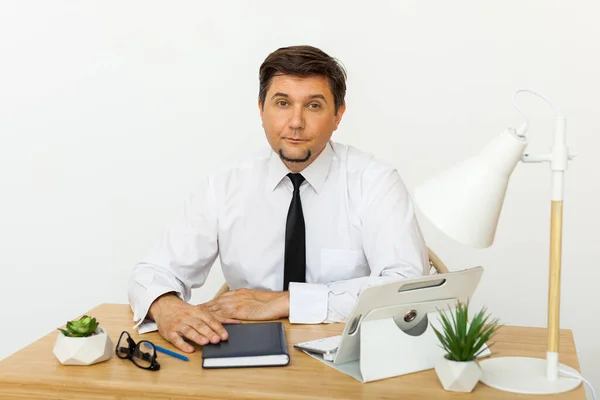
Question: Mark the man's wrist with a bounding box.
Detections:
[275,291,290,319]
[148,292,180,321]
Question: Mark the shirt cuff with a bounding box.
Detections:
[135,320,158,334]
[288,282,329,324]
[132,288,184,332]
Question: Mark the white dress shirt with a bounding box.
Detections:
[128,141,428,331]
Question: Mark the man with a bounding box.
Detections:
[128,45,428,353]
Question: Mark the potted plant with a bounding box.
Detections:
[431,301,500,392]
[53,315,113,365]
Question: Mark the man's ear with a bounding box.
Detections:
[334,104,346,129]
[258,99,264,119]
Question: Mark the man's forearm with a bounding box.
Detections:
[202,289,290,321]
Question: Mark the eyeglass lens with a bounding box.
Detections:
[133,341,155,369]
[116,332,133,359]
[116,332,157,369]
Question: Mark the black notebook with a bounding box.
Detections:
[201,322,290,368]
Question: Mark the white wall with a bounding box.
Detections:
[1,0,598,395]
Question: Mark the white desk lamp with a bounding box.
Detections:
[414,89,581,394]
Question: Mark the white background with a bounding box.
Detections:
[1,0,598,395]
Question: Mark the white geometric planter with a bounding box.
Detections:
[53,327,113,366]
[434,357,482,392]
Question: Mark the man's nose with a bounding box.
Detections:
[288,105,305,130]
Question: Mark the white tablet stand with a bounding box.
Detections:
[301,266,486,383]
[359,300,461,382]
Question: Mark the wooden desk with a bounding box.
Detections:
[0,304,585,399]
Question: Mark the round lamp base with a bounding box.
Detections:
[479,357,581,394]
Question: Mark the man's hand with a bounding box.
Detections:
[148,293,240,353]
[201,288,290,321]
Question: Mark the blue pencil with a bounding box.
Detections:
[144,342,189,361]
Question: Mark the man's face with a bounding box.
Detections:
[259,74,345,172]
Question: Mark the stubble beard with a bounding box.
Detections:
[278,148,311,163]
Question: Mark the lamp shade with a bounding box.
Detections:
[414,128,528,248]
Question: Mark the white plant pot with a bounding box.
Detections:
[434,357,482,392]
[53,327,114,366]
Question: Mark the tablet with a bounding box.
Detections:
[331,266,484,365]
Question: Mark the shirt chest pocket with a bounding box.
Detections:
[320,248,369,282]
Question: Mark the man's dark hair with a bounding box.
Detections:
[258,45,347,115]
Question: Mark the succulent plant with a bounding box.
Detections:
[58,315,99,337]
[431,301,501,362]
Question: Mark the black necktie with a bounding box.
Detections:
[283,173,306,291]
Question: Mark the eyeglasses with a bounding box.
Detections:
[115,331,160,371]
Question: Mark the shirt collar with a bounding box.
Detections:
[266,141,334,194]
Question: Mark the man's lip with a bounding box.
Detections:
[284,138,308,142]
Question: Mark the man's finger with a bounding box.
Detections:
[210,308,234,320]
[193,321,222,343]
[167,331,195,353]
[199,312,230,340]
[181,325,210,346]
[201,299,231,312]
[215,315,241,324]
[205,300,231,313]
[210,303,241,319]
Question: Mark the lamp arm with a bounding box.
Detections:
[512,89,575,172]
[522,152,576,163]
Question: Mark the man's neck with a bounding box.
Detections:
[282,146,326,173]
[284,160,310,173]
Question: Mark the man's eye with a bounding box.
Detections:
[308,103,321,109]
[277,100,289,107]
